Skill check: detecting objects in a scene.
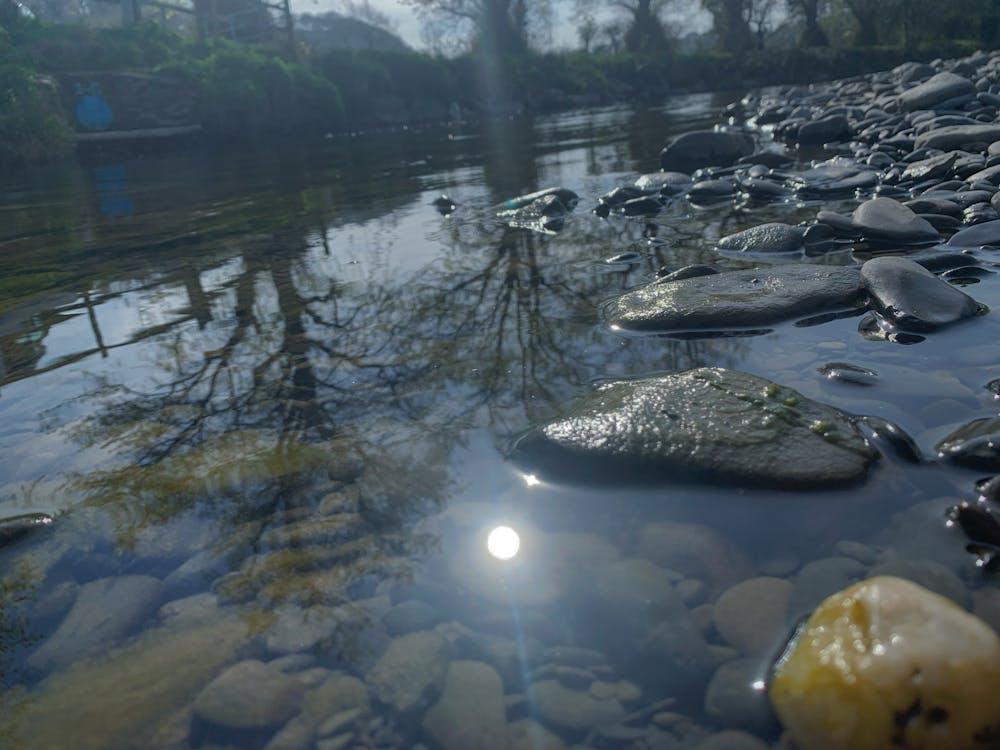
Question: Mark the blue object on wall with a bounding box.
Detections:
[74,83,113,131]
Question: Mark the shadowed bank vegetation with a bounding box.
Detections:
[2,0,1000,165]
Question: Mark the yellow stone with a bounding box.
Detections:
[770,576,1000,750]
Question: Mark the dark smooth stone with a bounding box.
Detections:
[851,198,939,246]
[717,223,804,254]
[687,179,736,203]
[621,196,663,216]
[510,368,877,489]
[818,362,878,386]
[948,219,1000,247]
[604,264,863,332]
[656,265,719,282]
[0,513,54,548]
[937,418,1000,470]
[860,256,985,330]
[660,130,754,172]
[855,416,923,463]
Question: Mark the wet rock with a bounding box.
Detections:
[797,115,849,144]
[500,187,578,211]
[511,368,876,489]
[716,223,804,253]
[916,123,1000,151]
[509,718,567,750]
[531,679,625,732]
[635,172,692,195]
[788,557,866,619]
[937,417,1000,470]
[704,659,777,734]
[289,673,370,744]
[497,195,569,234]
[604,265,863,332]
[0,512,53,548]
[899,72,976,111]
[581,558,712,695]
[657,264,718,282]
[770,577,1000,750]
[687,179,736,202]
[265,605,346,655]
[4,612,250,750]
[660,130,754,172]
[713,577,792,656]
[792,160,877,197]
[860,256,985,330]
[423,661,508,750]
[432,195,456,215]
[621,196,663,216]
[851,198,939,245]
[947,218,1000,246]
[366,629,450,713]
[737,151,792,168]
[193,659,305,734]
[818,362,878,386]
[28,575,163,672]
[384,599,440,635]
[869,559,969,607]
[901,151,959,182]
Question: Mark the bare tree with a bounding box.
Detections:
[787,0,828,46]
[578,13,598,51]
[702,0,753,52]
[601,19,625,52]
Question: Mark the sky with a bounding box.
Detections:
[290,0,712,51]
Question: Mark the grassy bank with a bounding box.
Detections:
[0,15,986,166]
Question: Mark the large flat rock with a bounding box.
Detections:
[897,72,975,111]
[510,368,877,489]
[603,265,863,332]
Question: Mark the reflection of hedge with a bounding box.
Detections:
[161,42,344,136]
[0,64,71,164]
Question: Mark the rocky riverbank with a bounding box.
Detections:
[2,49,1000,750]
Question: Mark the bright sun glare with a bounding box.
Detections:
[486,525,520,560]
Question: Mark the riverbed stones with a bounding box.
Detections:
[28,574,163,672]
[583,558,713,693]
[937,417,1000,470]
[704,658,777,734]
[637,522,752,597]
[422,661,508,750]
[899,72,976,111]
[716,223,804,253]
[797,114,849,145]
[850,198,939,245]
[915,123,1000,151]
[531,679,626,732]
[660,130,754,172]
[2,612,250,750]
[770,576,1000,750]
[948,218,1000,246]
[193,659,305,734]
[603,265,863,332]
[713,577,792,656]
[511,368,876,488]
[366,629,450,713]
[860,256,985,330]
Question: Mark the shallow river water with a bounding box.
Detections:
[0,93,998,750]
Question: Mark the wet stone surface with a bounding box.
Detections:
[512,368,877,488]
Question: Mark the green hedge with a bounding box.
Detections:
[0,63,71,164]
